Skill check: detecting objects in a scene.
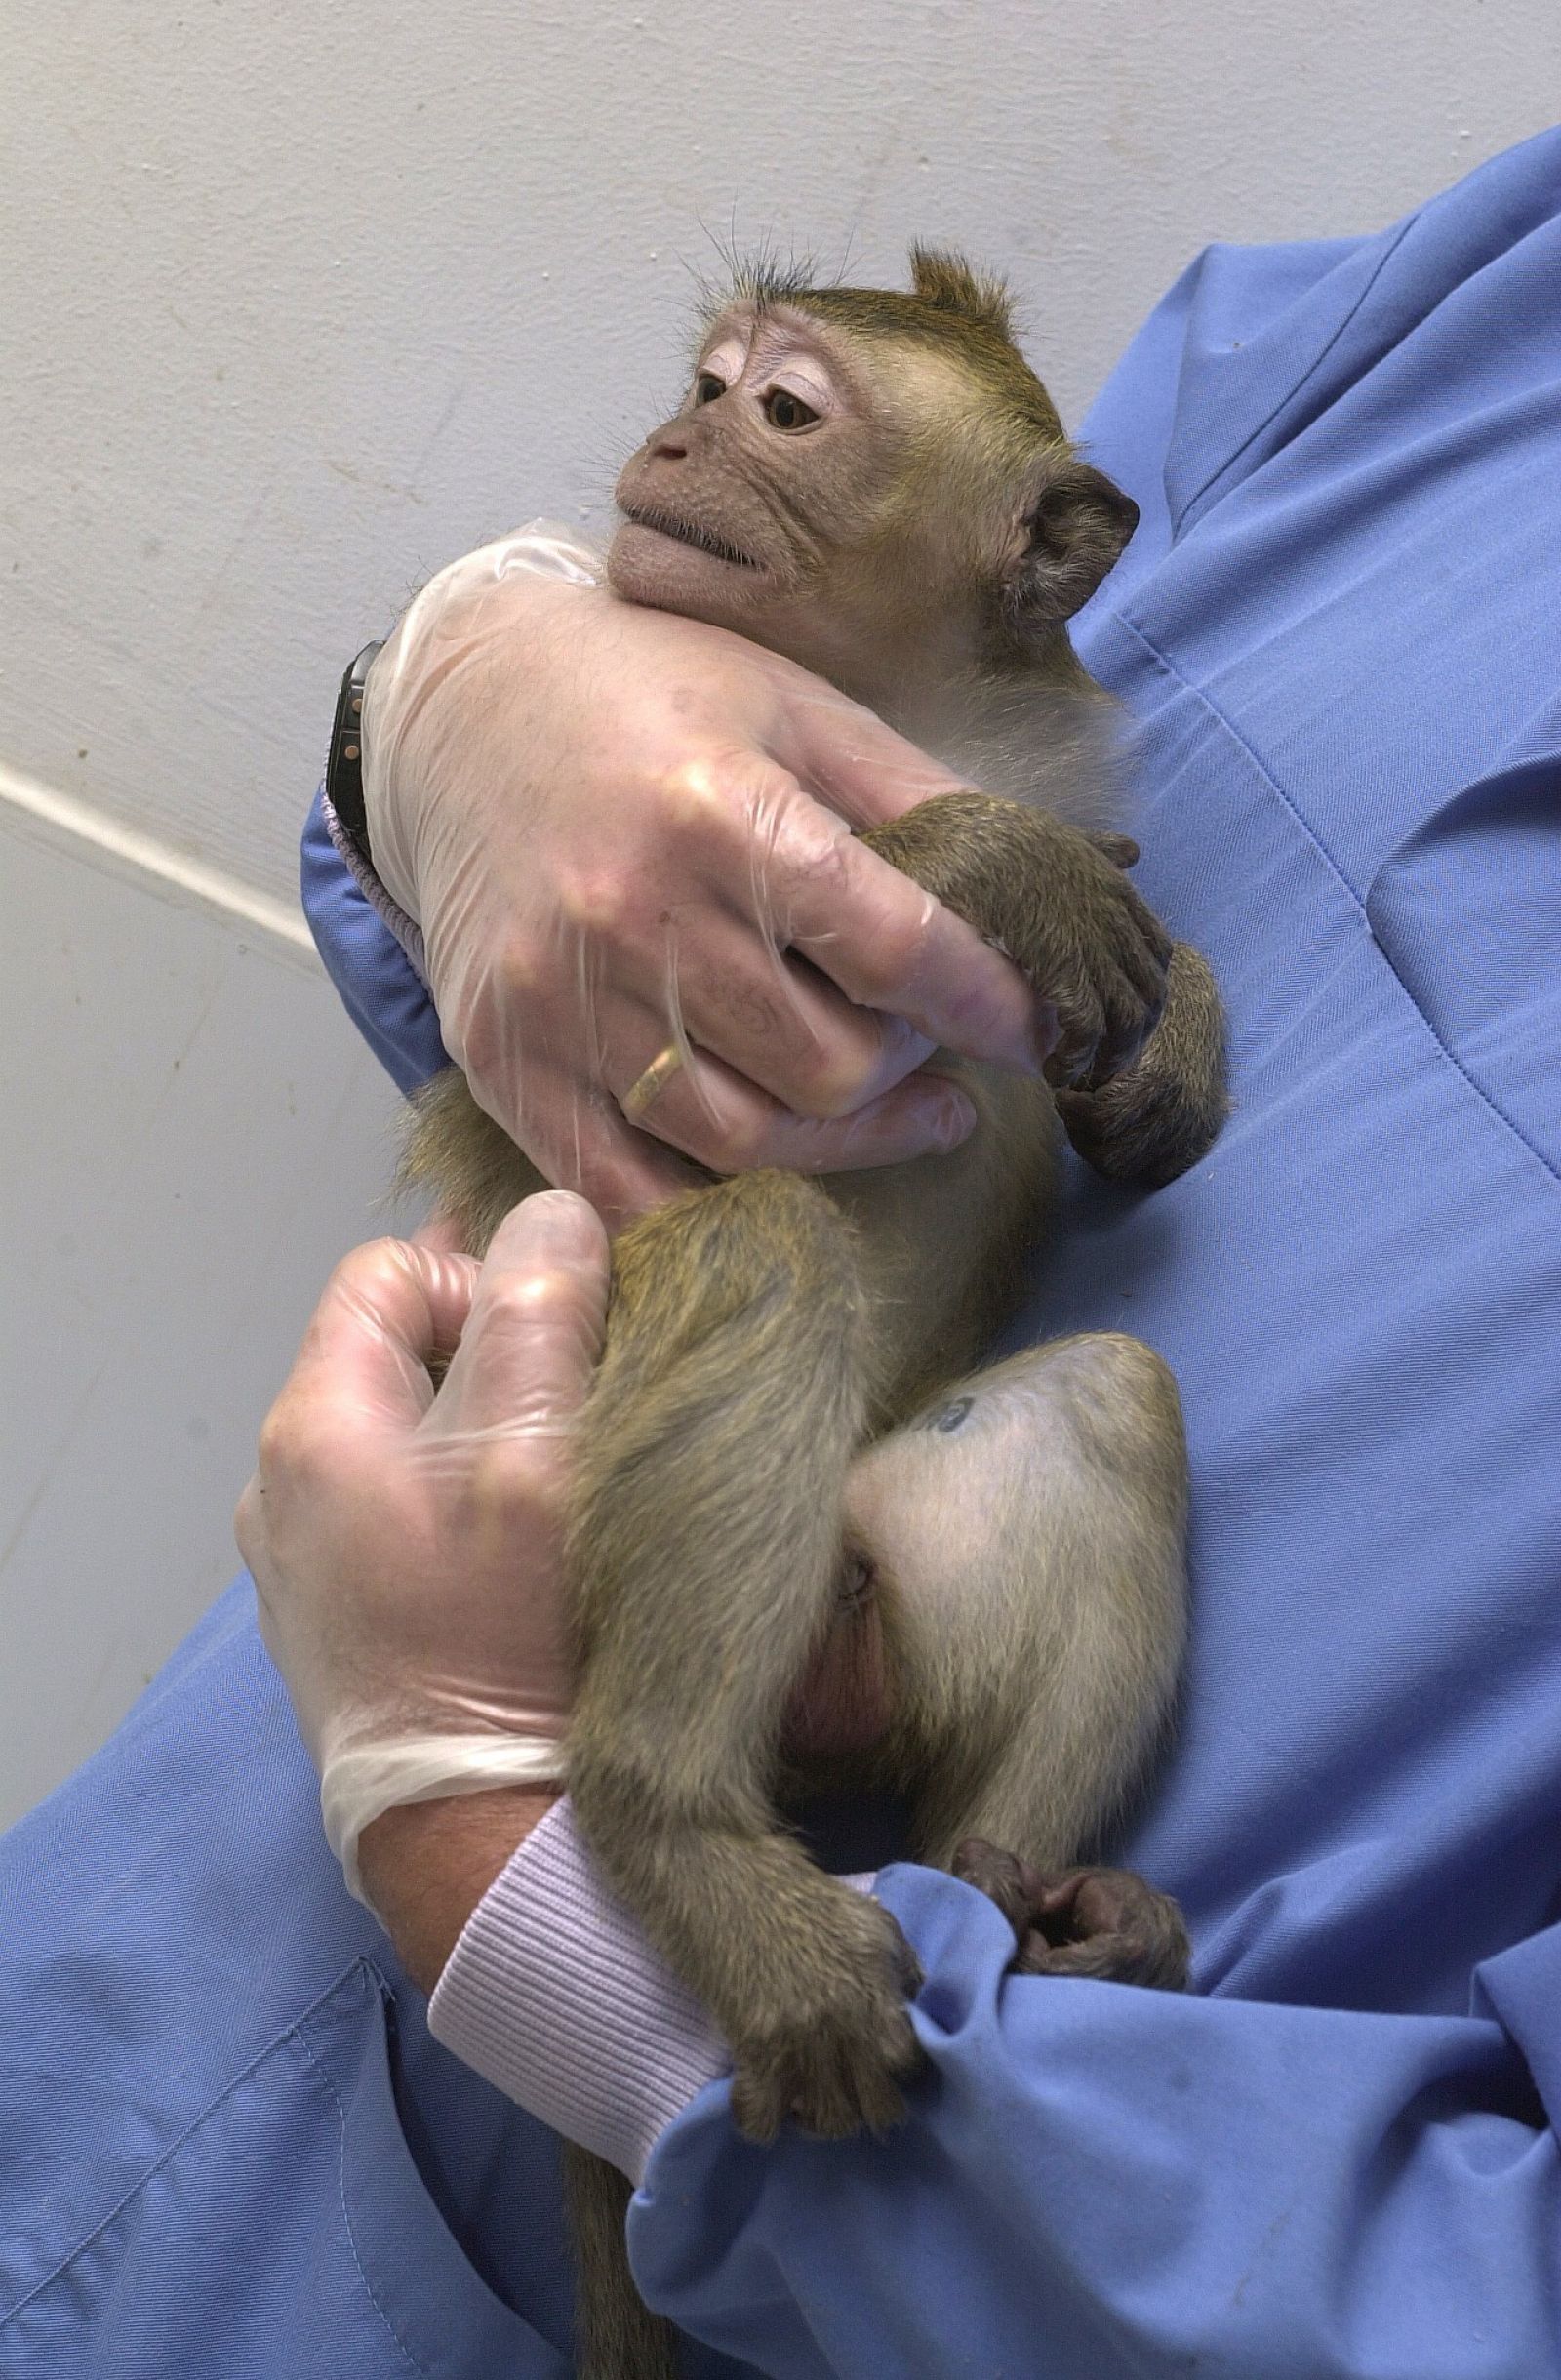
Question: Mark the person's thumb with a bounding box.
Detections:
[427,1190,611,1445]
[769,676,971,829]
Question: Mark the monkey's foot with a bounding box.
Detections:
[727,1895,926,2144]
[1055,941,1227,1188]
[1055,1060,1222,1190]
[952,1840,1190,1991]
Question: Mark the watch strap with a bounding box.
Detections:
[326,639,384,862]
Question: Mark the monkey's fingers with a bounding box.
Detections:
[1056,1065,1217,1189]
[732,2012,923,2145]
[1056,943,1229,1185]
[1045,953,1167,1091]
[1015,1867,1190,1993]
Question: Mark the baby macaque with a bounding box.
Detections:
[400,249,1224,2378]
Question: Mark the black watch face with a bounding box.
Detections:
[329,645,380,840]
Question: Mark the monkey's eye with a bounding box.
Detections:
[924,1396,974,1434]
[693,372,727,406]
[763,386,820,433]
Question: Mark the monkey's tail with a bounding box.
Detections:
[566,2143,681,2380]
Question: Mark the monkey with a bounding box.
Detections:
[393,249,1226,2377]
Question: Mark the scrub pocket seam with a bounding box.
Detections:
[288,1969,429,2378]
[1109,608,1561,1195]
[0,1956,370,2339]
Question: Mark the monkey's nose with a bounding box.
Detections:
[649,431,689,462]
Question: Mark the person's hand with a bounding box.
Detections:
[362,526,1049,1229]
[238,1185,901,1980]
[236,1191,609,1901]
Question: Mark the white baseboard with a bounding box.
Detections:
[0,758,319,966]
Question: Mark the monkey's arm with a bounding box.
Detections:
[860,792,1175,1089]
[861,794,1225,1178]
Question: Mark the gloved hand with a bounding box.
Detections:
[361,525,1047,1228]
[236,1191,609,1901]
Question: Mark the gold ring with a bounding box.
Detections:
[620,1042,686,1123]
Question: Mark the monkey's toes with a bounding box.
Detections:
[730,2001,923,2144]
[1017,1866,1190,1992]
[1056,1064,1221,1189]
[952,1837,1047,1936]
[953,1845,1189,1992]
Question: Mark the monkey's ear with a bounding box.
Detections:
[1007,459,1140,630]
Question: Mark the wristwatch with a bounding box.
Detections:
[325,639,384,864]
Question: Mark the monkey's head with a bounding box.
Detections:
[610,247,1138,710]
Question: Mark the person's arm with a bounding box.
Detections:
[237,1195,609,1900]
[633,1861,1561,2379]
[355,1789,560,1991]
[301,786,448,1094]
[364,1800,1560,2380]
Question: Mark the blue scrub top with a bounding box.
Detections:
[4,129,1560,2377]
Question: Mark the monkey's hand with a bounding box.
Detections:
[861,793,1173,1090]
[952,1840,1190,1991]
[1055,940,1229,1188]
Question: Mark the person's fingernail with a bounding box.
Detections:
[492,1188,607,1264]
[925,1090,978,1150]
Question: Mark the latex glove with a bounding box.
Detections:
[362,525,1048,1229]
[236,1192,609,1900]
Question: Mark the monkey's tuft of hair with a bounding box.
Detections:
[907,244,1016,341]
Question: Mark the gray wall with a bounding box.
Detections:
[2,2,1556,1824]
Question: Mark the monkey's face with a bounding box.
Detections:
[610,296,1138,712]
[609,303,1016,698]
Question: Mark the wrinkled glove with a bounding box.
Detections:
[237,1192,608,1900]
[360,525,1046,1228]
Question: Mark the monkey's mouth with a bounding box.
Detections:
[618,504,760,570]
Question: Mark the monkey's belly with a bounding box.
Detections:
[822,1064,1060,1427]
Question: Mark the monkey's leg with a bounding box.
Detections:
[951,1840,1190,1991]
[1055,941,1229,1188]
[565,2142,682,2380]
[852,1333,1189,1884]
[566,1170,925,2146]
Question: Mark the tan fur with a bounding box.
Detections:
[397,252,1227,2379]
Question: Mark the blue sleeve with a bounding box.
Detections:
[633,1869,1561,2377]
[300,786,448,1094]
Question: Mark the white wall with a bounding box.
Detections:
[2,2,1556,1821]
[0,800,403,1826]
